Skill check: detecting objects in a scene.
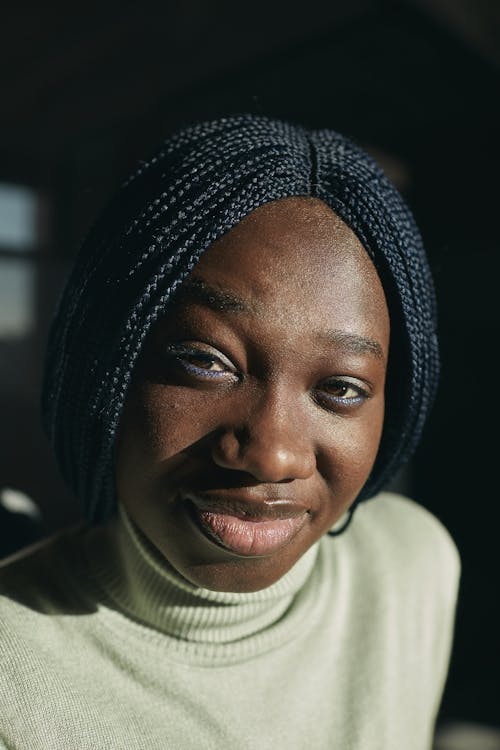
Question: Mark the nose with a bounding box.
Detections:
[211,387,316,482]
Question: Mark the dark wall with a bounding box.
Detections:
[0,0,498,730]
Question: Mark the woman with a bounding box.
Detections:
[0,115,459,749]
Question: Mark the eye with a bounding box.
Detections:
[314,377,369,409]
[164,342,239,381]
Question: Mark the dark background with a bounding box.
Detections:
[0,0,499,735]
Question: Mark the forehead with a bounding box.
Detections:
[186,197,390,352]
[194,197,378,293]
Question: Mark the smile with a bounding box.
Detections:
[185,493,309,557]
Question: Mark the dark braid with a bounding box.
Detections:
[41,114,439,525]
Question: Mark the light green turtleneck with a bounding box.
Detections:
[0,492,459,750]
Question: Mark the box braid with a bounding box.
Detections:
[41,114,439,529]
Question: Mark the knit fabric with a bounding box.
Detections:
[41,114,439,522]
[0,492,459,750]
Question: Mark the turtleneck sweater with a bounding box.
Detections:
[0,492,459,750]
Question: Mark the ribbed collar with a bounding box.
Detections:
[84,504,326,665]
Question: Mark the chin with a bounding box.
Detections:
[166,546,307,593]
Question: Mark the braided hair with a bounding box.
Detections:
[41,114,439,526]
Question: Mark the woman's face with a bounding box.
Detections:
[115,197,390,592]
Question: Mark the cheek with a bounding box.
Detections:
[115,382,226,503]
[118,385,199,464]
[317,405,385,499]
[115,386,181,502]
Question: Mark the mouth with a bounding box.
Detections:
[184,492,310,557]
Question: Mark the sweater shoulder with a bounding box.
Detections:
[338,492,460,593]
[350,491,461,593]
[362,491,459,554]
[0,525,89,616]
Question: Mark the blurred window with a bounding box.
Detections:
[0,182,39,340]
[0,183,38,250]
[0,260,34,338]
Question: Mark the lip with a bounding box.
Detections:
[184,492,310,557]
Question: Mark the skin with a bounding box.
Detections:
[115,197,390,593]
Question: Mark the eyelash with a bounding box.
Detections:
[163,343,369,406]
[316,380,368,406]
[164,344,239,380]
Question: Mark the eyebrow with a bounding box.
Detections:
[173,278,252,313]
[173,278,385,360]
[315,330,385,361]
